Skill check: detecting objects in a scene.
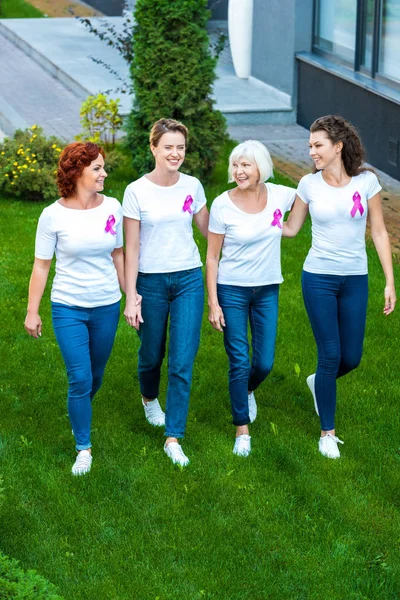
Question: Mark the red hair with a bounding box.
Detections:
[57,142,105,198]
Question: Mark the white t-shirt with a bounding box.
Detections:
[122,172,207,273]
[297,170,382,275]
[209,183,296,286]
[35,195,123,307]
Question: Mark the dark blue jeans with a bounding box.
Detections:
[217,283,279,426]
[51,300,120,451]
[301,271,368,431]
[136,267,204,438]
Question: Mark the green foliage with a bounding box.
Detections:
[126,0,227,180]
[0,552,64,599]
[0,0,44,18]
[76,94,123,147]
[0,126,62,202]
[0,475,4,509]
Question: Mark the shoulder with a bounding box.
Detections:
[299,173,319,187]
[355,169,379,184]
[103,195,122,212]
[180,173,205,192]
[38,200,61,222]
[125,176,147,193]
[267,182,296,196]
[210,191,229,209]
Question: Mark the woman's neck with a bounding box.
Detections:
[322,162,351,187]
[64,190,101,209]
[146,167,180,187]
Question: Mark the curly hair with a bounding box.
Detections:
[310,115,372,177]
[149,118,188,148]
[57,142,105,198]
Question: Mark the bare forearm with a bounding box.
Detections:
[206,257,219,306]
[27,262,51,314]
[112,248,125,293]
[372,229,395,285]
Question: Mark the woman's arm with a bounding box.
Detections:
[24,258,52,338]
[193,205,209,239]
[368,193,396,315]
[206,232,226,331]
[123,217,143,329]
[111,246,125,293]
[282,196,309,238]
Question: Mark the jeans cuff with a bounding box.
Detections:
[164,432,184,439]
[76,442,92,451]
[233,419,250,426]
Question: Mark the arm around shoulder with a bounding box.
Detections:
[282,196,309,238]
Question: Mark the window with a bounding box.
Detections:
[314,0,358,62]
[379,0,400,83]
[313,0,400,86]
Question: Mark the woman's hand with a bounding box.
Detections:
[24,312,42,338]
[124,295,143,330]
[383,284,396,315]
[208,303,225,332]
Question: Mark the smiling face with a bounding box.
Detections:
[151,131,186,173]
[309,130,343,171]
[78,154,107,192]
[231,156,260,190]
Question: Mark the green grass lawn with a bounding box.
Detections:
[1,145,400,600]
[0,0,44,18]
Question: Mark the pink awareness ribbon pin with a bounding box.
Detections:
[350,191,364,217]
[105,215,116,235]
[271,209,283,229]
[182,195,194,214]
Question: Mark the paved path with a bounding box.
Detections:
[0,33,81,140]
[229,124,400,254]
[0,17,294,125]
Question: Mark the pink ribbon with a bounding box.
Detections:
[350,191,364,218]
[105,215,116,235]
[271,209,282,229]
[182,195,194,214]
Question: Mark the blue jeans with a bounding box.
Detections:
[136,267,204,438]
[302,271,368,431]
[217,283,279,426]
[52,301,120,451]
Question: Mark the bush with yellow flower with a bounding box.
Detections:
[0,125,63,201]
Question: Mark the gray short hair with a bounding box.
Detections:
[228,140,274,183]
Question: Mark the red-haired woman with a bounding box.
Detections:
[24,142,127,475]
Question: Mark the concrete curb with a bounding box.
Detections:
[0,94,28,136]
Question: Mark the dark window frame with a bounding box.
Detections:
[312,0,400,89]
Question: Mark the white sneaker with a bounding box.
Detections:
[164,442,189,466]
[142,397,165,426]
[233,434,251,457]
[72,450,92,475]
[306,374,319,416]
[248,392,257,423]
[319,433,344,459]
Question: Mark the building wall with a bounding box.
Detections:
[85,0,227,17]
[297,60,400,180]
[252,0,312,98]
[85,0,126,15]
[208,0,228,20]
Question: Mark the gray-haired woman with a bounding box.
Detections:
[206,140,295,457]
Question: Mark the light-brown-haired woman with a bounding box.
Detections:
[123,118,209,466]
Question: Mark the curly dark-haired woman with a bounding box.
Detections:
[284,115,396,459]
[24,142,128,475]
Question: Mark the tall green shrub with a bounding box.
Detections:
[127,0,227,180]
